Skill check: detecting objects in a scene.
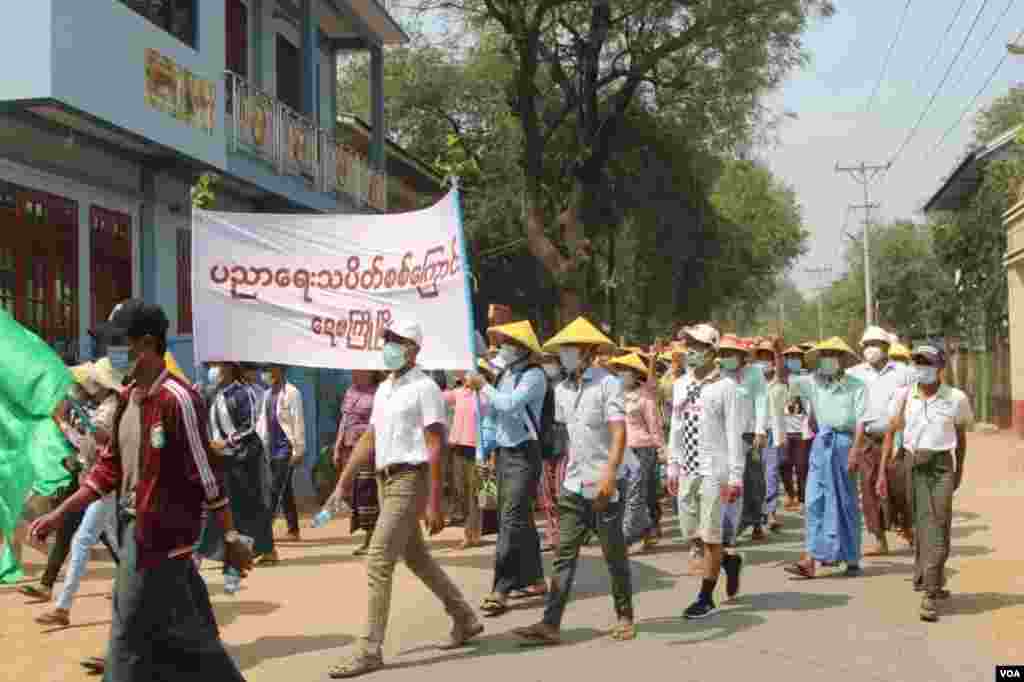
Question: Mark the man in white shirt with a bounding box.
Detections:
[847,326,911,556]
[668,326,745,619]
[331,321,481,678]
[879,344,972,623]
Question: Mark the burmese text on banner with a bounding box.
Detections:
[191,189,474,370]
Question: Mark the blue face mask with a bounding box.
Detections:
[913,365,938,385]
[817,357,839,377]
[785,358,802,372]
[382,342,408,371]
[208,366,222,385]
[719,356,739,372]
[107,346,136,375]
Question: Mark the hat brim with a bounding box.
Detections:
[91,321,129,339]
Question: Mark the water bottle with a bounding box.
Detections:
[224,567,242,595]
[311,495,349,528]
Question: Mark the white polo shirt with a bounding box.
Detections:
[370,366,448,470]
[889,384,973,455]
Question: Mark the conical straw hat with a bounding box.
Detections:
[487,320,542,354]
[542,317,615,352]
[889,343,911,361]
[607,353,649,375]
[806,336,857,360]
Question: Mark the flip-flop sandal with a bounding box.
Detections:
[783,562,815,579]
[480,597,507,617]
[513,625,561,647]
[510,587,548,600]
[81,657,105,673]
[352,547,369,557]
[610,623,637,641]
[328,654,384,679]
[19,585,51,601]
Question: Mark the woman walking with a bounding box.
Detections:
[333,371,381,555]
[443,366,491,549]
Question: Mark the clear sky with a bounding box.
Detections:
[765,0,1024,293]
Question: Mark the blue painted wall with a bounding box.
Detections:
[0,2,53,101]
[50,0,228,169]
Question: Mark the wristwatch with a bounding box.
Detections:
[224,530,241,545]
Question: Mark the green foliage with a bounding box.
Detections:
[974,86,1024,147]
[190,173,219,209]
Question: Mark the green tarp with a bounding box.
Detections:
[0,310,74,583]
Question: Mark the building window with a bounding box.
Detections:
[90,206,133,332]
[0,182,78,359]
[276,34,302,112]
[225,0,249,78]
[119,1,197,48]
[177,229,193,334]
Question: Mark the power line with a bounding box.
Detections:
[948,0,1018,94]
[931,25,1024,155]
[912,0,969,93]
[864,0,914,115]
[888,0,993,168]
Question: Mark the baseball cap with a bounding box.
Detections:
[680,323,720,349]
[93,299,169,341]
[384,319,423,347]
[911,344,945,367]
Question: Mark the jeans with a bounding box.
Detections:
[492,444,544,594]
[360,467,475,656]
[56,494,118,610]
[268,458,299,535]
[543,491,633,627]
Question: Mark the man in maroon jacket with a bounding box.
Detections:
[30,299,253,682]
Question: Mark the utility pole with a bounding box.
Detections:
[836,161,890,326]
[804,266,833,341]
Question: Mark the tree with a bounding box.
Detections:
[395,0,832,323]
[973,85,1024,147]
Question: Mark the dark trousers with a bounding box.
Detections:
[638,447,662,528]
[543,491,633,628]
[784,435,812,503]
[740,438,767,532]
[492,444,544,594]
[910,451,955,595]
[268,458,299,534]
[104,519,246,682]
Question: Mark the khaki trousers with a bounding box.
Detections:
[910,450,955,596]
[360,467,474,656]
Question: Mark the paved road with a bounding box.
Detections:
[4,432,1021,682]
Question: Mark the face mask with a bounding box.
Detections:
[719,356,739,372]
[108,346,136,375]
[817,357,840,376]
[864,346,886,365]
[914,365,938,385]
[382,342,408,371]
[208,366,222,385]
[685,350,708,368]
[785,358,802,372]
[559,347,582,373]
[617,372,636,389]
[498,344,523,366]
[754,361,772,376]
[543,364,560,379]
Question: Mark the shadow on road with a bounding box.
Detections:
[639,591,851,645]
[213,600,282,627]
[229,634,355,671]
[947,592,1024,617]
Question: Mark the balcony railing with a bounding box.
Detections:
[224,71,387,211]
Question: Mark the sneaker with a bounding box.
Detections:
[920,596,938,622]
[683,598,717,619]
[724,553,744,598]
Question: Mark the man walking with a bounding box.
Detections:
[29,299,253,681]
[330,320,481,678]
[512,317,634,645]
[263,364,305,546]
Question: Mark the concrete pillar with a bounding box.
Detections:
[139,167,157,305]
[1003,196,1024,438]
[251,0,263,90]
[301,0,317,118]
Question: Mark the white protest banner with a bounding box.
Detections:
[191,189,474,370]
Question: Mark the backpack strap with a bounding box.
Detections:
[499,363,545,440]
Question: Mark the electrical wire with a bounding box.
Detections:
[931,25,1024,156]
[912,0,970,94]
[864,0,914,115]
[948,0,1018,94]
[888,0,993,168]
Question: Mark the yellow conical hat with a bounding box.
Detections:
[164,350,187,381]
[607,353,649,375]
[889,343,911,361]
[806,336,857,360]
[487,320,542,354]
[542,317,615,351]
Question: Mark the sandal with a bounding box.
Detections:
[328,653,384,679]
[81,657,105,675]
[479,596,507,617]
[256,553,280,566]
[510,585,547,600]
[352,546,369,557]
[610,622,637,641]
[35,609,70,627]
[19,585,52,601]
[513,623,561,647]
[783,562,815,579]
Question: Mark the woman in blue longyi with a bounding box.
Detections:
[784,337,867,578]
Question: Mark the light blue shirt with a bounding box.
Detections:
[554,367,626,500]
[723,365,768,435]
[480,360,548,448]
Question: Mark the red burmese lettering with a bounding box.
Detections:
[210,265,229,284]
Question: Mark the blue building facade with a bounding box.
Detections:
[0,0,422,490]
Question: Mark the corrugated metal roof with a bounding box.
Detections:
[923,125,1021,213]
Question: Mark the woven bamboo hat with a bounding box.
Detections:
[607,353,648,375]
[806,336,858,360]
[487,320,543,354]
[889,343,912,361]
[542,317,615,352]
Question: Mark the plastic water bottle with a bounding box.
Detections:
[311,495,349,528]
[224,567,242,595]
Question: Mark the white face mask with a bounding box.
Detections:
[381,342,408,371]
[543,364,561,379]
[913,365,938,385]
[559,347,582,373]
[863,346,886,365]
[616,372,636,389]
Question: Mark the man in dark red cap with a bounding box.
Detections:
[30,299,253,681]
